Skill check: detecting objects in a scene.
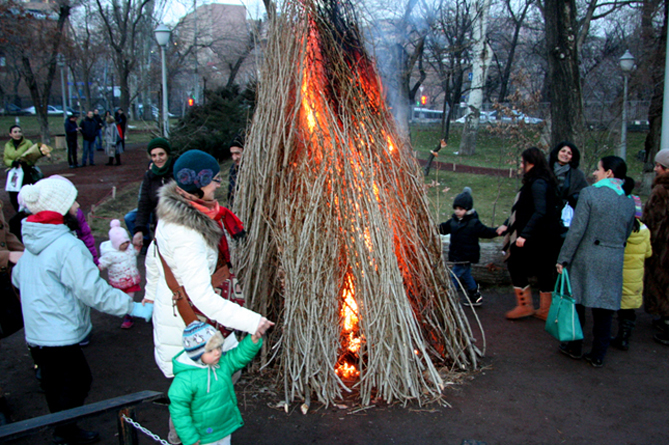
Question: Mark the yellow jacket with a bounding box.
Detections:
[621,222,652,309]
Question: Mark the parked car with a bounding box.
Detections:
[22,105,72,115]
[499,109,543,125]
[455,110,497,124]
[53,105,76,116]
[1,104,30,116]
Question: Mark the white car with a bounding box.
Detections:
[22,105,67,115]
[455,110,497,124]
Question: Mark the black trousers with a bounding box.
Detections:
[67,139,78,166]
[506,242,558,292]
[575,304,614,361]
[29,344,92,436]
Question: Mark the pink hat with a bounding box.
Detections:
[109,219,130,250]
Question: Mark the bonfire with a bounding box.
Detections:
[234,0,481,407]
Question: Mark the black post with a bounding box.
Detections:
[117,407,138,445]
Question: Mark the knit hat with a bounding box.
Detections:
[183,321,224,363]
[632,195,643,219]
[147,137,171,155]
[173,149,220,193]
[453,187,473,210]
[109,219,130,250]
[655,148,669,169]
[230,132,245,149]
[21,176,78,216]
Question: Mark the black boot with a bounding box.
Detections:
[105,157,114,166]
[611,319,635,351]
[463,284,482,307]
[114,154,121,166]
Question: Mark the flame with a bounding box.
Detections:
[336,272,363,379]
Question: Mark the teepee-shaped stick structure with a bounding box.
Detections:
[235,0,481,407]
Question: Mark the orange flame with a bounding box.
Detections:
[336,273,363,379]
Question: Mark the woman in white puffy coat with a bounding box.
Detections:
[144,150,273,379]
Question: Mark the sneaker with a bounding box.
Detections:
[462,294,483,307]
[121,315,134,329]
[79,333,91,347]
[653,331,669,345]
[652,318,669,333]
[559,342,582,359]
[583,353,604,368]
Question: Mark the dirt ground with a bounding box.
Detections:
[1,143,668,445]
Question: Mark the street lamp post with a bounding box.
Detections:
[619,50,635,161]
[57,54,67,124]
[154,24,171,138]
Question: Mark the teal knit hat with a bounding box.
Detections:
[173,149,220,193]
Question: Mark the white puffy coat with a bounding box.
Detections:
[98,241,141,290]
[145,182,261,377]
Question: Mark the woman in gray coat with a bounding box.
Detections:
[556,156,636,367]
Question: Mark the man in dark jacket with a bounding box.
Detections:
[64,114,79,168]
[79,111,98,166]
[438,187,500,306]
[93,109,104,151]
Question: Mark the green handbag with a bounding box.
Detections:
[545,269,584,342]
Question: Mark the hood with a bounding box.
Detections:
[99,240,116,256]
[21,221,73,255]
[172,349,208,374]
[156,181,222,249]
[627,223,649,246]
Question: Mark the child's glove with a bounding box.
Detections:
[130,302,153,322]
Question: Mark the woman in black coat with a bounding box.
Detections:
[498,147,563,320]
[548,141,589,215]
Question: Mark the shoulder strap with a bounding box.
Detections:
[155,243,198,326]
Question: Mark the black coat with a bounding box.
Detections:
[64,120,78,142]
[439,211,498,263]
[134,158,176,236]
[80,117,98,141]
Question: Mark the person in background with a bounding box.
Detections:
[4,125,49,211]
[98,220,141,329]
[114,108,127,155]
[129,138,175,251]
[227,133,244,208]
[611,196,652,351]
[438,187,499,307]
[548,141,588,230]
[65,115,79,169]
[93,109,104,151]
[642,148,669,345]
[169,321,263,445]
[104,114,122,166]
[497,147,562,321]
[79,111,98,167]
[12,177,153,445]
[556,156,636,367]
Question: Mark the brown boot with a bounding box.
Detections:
[506,286,535,319]
[534,292,552,321]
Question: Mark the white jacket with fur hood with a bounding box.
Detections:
[145,182,261,377]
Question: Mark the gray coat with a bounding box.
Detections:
[557,186,636,310]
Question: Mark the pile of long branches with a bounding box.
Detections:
[234,0,481,407]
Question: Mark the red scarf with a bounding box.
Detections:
[26,211,64,225]
[176,187,244,265]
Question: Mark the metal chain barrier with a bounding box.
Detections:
[121,414,171,445]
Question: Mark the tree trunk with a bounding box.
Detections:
[544,0,585,148]
[459,0,492,156]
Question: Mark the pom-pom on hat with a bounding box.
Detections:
[453,187,473,210]
[655,148,669,169]
[21,176,77,216]
[109,219,130,250]
[173,149,220,194]
[147,137,171,155]
[182,321,224,364]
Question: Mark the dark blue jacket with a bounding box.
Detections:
[438,211,498,263]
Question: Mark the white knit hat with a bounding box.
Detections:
[21,177,78,216]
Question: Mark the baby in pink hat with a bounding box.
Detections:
[98,219,141,328]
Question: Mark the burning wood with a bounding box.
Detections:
[235,0,481,407]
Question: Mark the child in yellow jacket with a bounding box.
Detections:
[612,196,652,351]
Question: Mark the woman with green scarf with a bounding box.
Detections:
[556,156,636,367]
[130,138,177,249]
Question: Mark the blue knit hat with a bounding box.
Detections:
[173,150,221,193]
[182,321,224,363]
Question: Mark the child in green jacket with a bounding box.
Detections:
[168,321,263,445]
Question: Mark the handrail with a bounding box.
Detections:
[0,390,163,442]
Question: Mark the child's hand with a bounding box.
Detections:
[251,333,260,343]
[496,225,507,236]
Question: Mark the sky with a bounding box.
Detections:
[163,0,266,24]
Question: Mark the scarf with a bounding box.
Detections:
[553,163,570,189]
[12,138,23,149]
[26,211,64,225]
[150,156,173,177]
[175,186,245,265]
[592,178,625,196]
[502,192,521,261]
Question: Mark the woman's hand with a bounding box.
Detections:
[556,264,563,274]
[132,232,144,249]
[496,225,507,236]
[8,251,23,264]
[515,236,526,247]
[254,317,275,338]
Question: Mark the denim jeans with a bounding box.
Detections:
[124,208,152,243]
[82,139,95,165]
[95,129,102,150]
[451,263,477,292]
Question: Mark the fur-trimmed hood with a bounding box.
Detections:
[156,181,222,249]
